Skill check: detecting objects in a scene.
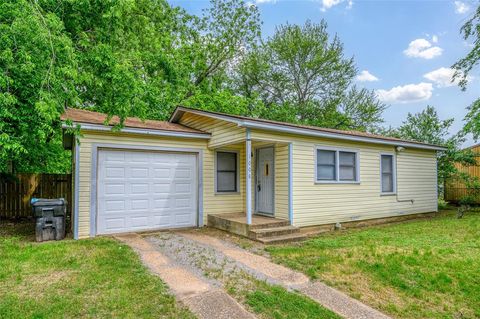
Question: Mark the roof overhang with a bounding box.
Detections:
[170,107,447,151]
[62,122,211,139]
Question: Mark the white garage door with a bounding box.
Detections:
[97,149,197,234]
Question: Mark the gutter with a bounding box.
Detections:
[170,107,446,151]
[62,123,211,139]
[239,121,447,151]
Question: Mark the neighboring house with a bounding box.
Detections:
[61,107,445,240]
[445,144,480,204]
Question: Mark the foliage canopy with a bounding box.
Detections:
[2,0,387,173]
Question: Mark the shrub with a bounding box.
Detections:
[438,198,449,210]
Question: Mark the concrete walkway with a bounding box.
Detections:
[180,231,391,319]
[115,234,255,319]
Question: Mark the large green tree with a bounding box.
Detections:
[234,20,386,131]
[453,3,480,139]
[0,0,77,173]
[0,0,387,174]
[0,0,261,173]
[42,0,261,120]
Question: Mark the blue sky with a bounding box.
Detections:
[169,0,479,146]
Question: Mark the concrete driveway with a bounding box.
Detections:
[117,230,390,319]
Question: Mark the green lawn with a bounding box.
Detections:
[245,282,340,319]
[267,210,480,319]
[0,222,193,319]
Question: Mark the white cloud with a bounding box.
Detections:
[432,35,438,43]
[320,0,352,11]
[424,67,474,87]
[376,82,433,104]
[356,70,379,82]
[403,38,443,59]
[454,1,470,14]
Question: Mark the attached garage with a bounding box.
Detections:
[61,108,211,239]
[96,149,198,234]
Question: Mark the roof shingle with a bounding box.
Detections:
[61,108,208,135]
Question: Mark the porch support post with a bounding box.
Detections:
[288,142,293,224]
[246,129,252,225]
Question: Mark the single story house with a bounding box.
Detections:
[62,106,445,241]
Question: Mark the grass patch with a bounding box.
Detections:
[267,210,480,319]
[245,282,340,319]
[0,222,193,319]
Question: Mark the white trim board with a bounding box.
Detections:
[170,107,446,151]
[62,123,211,139]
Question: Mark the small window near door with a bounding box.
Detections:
[216,151,238,193]
[381,154,395,194]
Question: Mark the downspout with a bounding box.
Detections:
[395,147,414,204]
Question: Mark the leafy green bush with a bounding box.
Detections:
[459,195,477,206]
[437,198,449,210]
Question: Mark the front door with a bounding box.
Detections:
[256,147,274,216]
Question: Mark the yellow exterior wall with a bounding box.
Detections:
[177,113,290,220]
[75,115,438,238]
[179,112,246,217]
[274,144,289,220]
[76,130,245,238]
[250,129,438,227]
[179,113,246,148]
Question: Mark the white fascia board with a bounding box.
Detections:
[239,121,447,151]
[170,107,446,151]
[62,122,211,139]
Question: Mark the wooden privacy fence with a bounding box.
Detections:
[445,187,480,204]
[0,174,72,219]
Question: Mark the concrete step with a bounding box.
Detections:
[256,232,308,244]
[248,220,290,230]
[249,225,300,239]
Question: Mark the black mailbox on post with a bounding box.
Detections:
[31,198,67,242]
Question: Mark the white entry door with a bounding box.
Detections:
[256,147,274,215]
[97,149,197,234]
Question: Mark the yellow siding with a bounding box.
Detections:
[179,112,246,217]
[274,144,289,220]
[179,113,246,148]
[76,130,243,238]
[178,113,289,220]
[75,114,438,238]
[251,129,437,227]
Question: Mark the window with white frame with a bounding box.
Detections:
[380,154,395,193]
[216,151,238,193]
[316,148,359,182]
